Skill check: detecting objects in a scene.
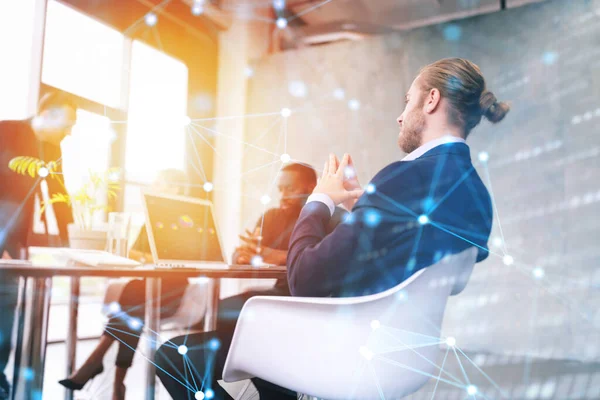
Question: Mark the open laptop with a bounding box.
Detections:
[142,192,275,269]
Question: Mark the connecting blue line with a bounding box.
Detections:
[452,347,471,386]
[428,152,449,202]
[428,220,501,258]
[372,191,418,217]
[188,123,225,159]
[183,353,191,400]
[184,355,200,392]
[378,328,464,385]
[455,347,510,399]
[430,346,450,400]
[374,356,466,390]
[103,329,196,394]
[367,362,386,400]
[185,355,207,391]
[103,325,174,348]
[186,126,208,182]
[427,220,490,241]
[427,166,475,215]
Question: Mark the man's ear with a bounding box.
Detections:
[425,88,442,114]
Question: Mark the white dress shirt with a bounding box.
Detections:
[307,135,467,216]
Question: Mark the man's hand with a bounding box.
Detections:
[234,245,287,265]
[342,154,362,211]
[314,153,364,207]
[234,246,255,264]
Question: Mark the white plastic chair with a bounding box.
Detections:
[222,247,477,400]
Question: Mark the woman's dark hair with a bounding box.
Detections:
[418,58,510,136]
[281,163,317,187]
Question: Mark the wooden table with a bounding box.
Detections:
[0,255,287,400]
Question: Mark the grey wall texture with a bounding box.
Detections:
[240,0,600,367]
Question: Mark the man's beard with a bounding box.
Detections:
[398,107,426,154]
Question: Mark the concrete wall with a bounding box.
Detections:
[240,0,600,361]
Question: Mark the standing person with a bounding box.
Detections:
[0,92,77,399]
[155,58,508,399]
[59,169,190,400]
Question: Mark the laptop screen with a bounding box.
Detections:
[144,194,224,263]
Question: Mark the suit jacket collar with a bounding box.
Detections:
[412,141,471,160]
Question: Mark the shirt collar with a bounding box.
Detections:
[401,135,467,161]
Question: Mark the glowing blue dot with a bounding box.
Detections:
[23,367,35,381]
[443,24,462,41]
[396,290,407,302]
[365,183,376,194]
[364,210,381,227]
[407,257,416,271]
[532,267,545,279]
[280,153,291,163]
[467,385,477,395]
[260,194,271,205]
[276,17,287,29]
[333,88,345,100]
[542,51,558,65]
[178,345,188,355]
[422,197,434,213]
[205,389,214,399]
[503,255,514,266]
[446,337,456,347]
[343,213,355,224]
[38,166,49,178]
[288,80,307,98]
[478,152,489,162]
[209,338,221,351]
[195,391,205,400]
[273,0,285,11]
[251,255,264,267]
[191,3,204,15]
[280,108,291,118]
[145,12,158,27]
[108,302,121,314]
[344,165,356,179]
[418,215,429,225]
[348,99,361,110]
[203,182,214,192]
[128,317,143,331]
[244,66,254,77]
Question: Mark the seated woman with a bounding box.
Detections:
[59,169,190,400]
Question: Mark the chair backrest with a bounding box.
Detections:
[223,247,477,400]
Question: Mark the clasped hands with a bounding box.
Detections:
[234,227,287,265]
[314,153,364,211]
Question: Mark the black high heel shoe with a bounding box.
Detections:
[58,365,104,391]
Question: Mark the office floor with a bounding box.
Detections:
[6,301,600,399]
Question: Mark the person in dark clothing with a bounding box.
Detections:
[0,92,77,399]
[155,163,346,400]
[59,169,190,400]
[155,58,509,399]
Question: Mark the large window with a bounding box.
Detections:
[42,0,125,108]
[125,40,189,184]
[0,0,45,119]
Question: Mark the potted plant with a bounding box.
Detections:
[8,156,120,250]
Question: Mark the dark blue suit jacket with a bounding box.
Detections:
[287,142,493,297]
